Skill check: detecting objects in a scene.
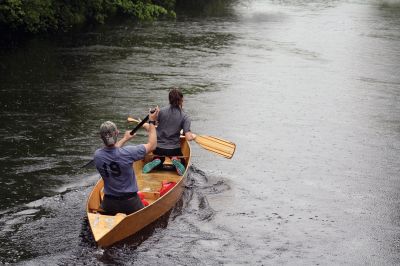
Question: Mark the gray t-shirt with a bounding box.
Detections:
[94,144,146,196]
[156,106,191,149]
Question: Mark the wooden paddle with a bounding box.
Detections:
[193,135,235,159]
[127,117,140,123]
[129,114,150,135]
[127,116,236,159]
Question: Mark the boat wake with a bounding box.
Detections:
[1,164,235,265]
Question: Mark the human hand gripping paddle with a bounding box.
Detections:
[81,109,157,169]
[127,116,236,159]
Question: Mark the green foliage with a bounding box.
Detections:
[0,0,177,34]
[0,0,57,32]
[24,0,57,32]
[113,0,171,20]
[132,1,168,20]
[0,0,24,29]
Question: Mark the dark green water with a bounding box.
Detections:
[1,0,400,264]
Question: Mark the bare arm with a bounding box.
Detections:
[143,108,159,153]
[115,131,135,148]
[142,106,160,131]
[115,126,156,151]
[185,131,197,141]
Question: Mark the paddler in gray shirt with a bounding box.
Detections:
[94,108,158,215]
[142,87,197,175]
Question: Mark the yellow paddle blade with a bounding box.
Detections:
[194,135,236,159]
[127,117,140,123]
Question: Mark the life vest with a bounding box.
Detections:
[159,180,176,197]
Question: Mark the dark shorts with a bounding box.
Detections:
[153,147,185,165]
[100,193,144,215]
[153,147,182,157]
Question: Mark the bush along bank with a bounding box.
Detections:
[0,0,177,35]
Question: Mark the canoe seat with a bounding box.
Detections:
[138,179,179,192]
[90,208,128,217]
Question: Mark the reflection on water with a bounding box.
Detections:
[1,0,400,264]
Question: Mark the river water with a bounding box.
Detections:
[1,0,400,264]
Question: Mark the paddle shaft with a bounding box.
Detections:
[129,108,157,135]
[130,115,149,135]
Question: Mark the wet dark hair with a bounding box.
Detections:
[169,87,183,108]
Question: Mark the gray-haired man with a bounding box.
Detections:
[94,109,158,214]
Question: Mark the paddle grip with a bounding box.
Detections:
[129,109,156,135]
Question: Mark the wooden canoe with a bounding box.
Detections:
[86,137,191,247]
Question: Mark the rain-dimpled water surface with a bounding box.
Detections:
[1,0,400,264]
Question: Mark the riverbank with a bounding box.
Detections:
[0,0,234,39]
[0,0,173,35]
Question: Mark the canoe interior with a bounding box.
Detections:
[86,137,191,247]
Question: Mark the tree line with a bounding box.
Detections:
[0,0,177,34]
